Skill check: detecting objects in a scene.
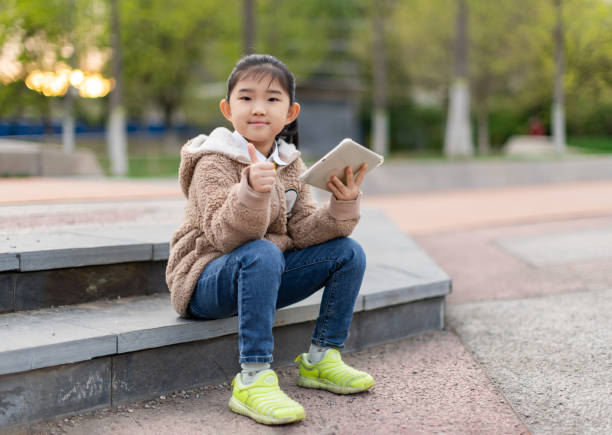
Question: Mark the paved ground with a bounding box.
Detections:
[2,165,612,434]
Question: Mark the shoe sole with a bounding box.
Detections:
[297,375,374,394]
[228,396,305,425]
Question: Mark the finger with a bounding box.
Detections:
[247,143,259,164]
[252,177,274,192]
[260,183,274,192]
[253,169,276,180]
[331,175,348,195]
[345,166,354,188]
[259,176,276,186]
[251,175,275,190]
[328,181,343,199]
[354,163,367,186]
[257,184,273,193]
[252,161,276,171]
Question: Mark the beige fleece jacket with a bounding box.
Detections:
[166,127,361,317]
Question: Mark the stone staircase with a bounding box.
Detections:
[0,208,451,429]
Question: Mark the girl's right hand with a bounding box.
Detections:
[247,143,276,193]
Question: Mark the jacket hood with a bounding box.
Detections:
[178,127,300,197]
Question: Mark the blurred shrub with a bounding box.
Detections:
[360,100,445,154]
[567,103,612,136]
[487,109,531,150]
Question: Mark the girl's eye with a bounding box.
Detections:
[239,96,251,101]
[268,97,280,102]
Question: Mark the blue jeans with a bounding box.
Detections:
[188,237,366,364]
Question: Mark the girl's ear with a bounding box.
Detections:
[220,99,232,122]
[285,102,300,125]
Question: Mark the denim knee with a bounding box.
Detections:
[238,239,285,275]
[338,237,366,271]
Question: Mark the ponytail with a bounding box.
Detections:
[277,119,299,148]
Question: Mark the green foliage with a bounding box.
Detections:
[97,154,181,178]
[487,109,529,149]
[119,0,225,120]
[567,103,612,136]
[257,0,363,80]
[361,99,445,153]
[567,136,612,153]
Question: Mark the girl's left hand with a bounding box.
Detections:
[328,163,367,201]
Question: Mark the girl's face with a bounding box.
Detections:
[220,75,300,152]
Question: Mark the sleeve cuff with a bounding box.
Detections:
[328,192,361,220]
[237,167,271,210]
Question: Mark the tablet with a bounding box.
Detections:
[299,138,384,192]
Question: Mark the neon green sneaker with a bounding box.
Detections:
[295,349,375,394]
[229,369,305,425]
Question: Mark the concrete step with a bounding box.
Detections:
[1,225,175,312]
[0,209,451,428]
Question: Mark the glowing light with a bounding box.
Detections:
[25,70,45,90]
[69,69,84,87]
[0,33,25,84]
[24,67,113,98]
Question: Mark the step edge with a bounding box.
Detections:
[0,282,444,375]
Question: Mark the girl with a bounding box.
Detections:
[166,54,374,426]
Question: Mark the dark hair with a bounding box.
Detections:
[226,54,299,147]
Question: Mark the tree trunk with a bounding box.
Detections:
[552,0,566,153]
[62,89,75,154]
[243,0,256,55]
[476,98,490,155]
[62,0,75,154]
[42,98,54,138]
[371,3,389,156]
[107,0,128,176]
[163,101,180,152]
[444,0,473,157]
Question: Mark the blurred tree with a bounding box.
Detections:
[3,0,612,159]
[563,0,612,136]
[552,0,566,152]
[469,0,551,153]
[370,0,390,156]
[444,0,474,157]
[381,0,454,152]
[243,0,256,55]
[0,0,69,124]
[256,0,362,80]
[119,0,223,149]
[387,0,557,153]
[107,0,127,176]
[0,0,107,150]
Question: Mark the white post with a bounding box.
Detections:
[444,79,473,157]
[552,0,566,153]
[62,89,75,154]
[372,108,389,156]
[371,3,389,156]
[107,0,128,176]
[444,0,473,157]
[552,103,566,153]
[108,106,128,176]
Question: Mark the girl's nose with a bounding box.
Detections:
[252,103,265,115]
